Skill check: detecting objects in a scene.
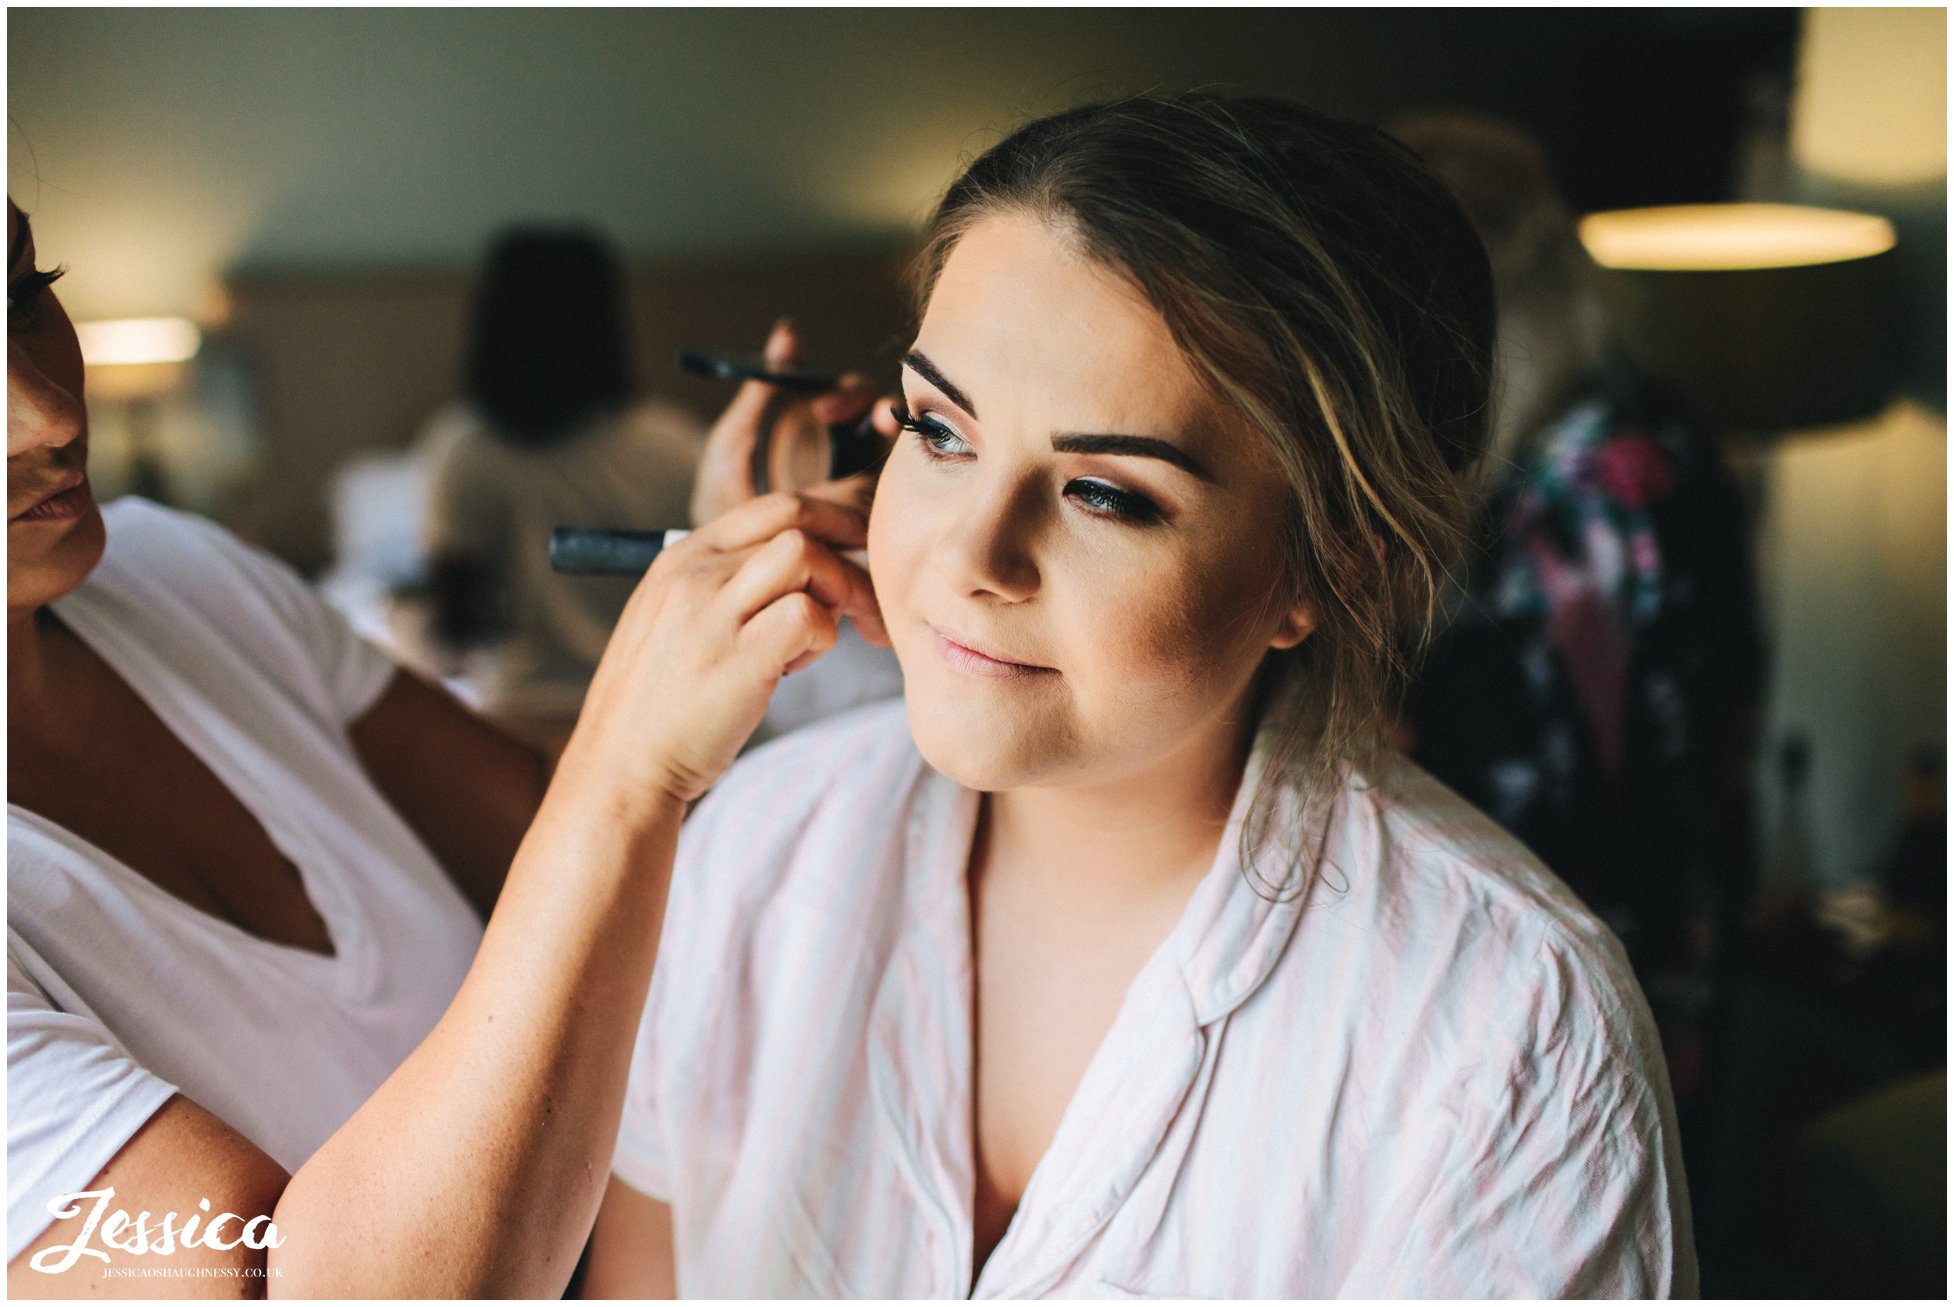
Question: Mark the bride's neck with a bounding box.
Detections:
[979,709,1256,906]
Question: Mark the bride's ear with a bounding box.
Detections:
[1268,599,1315,651]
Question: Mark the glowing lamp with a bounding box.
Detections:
[76,316,203,405]
[74,316,205,504]
[1578,203,1901,434]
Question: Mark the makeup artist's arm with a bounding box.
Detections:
[7,492,884,1299]
[264,491,886,1298]
[344,315,897,926]
[347,668,551,920]
[585,1174,678,1297]
[347,319,879,923]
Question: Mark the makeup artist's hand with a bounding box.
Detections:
[556,490,890,810]
[689,317,890,525]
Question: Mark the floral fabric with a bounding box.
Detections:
[1409,392,1765,1101]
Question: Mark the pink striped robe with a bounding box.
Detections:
[613,700,1696,1297]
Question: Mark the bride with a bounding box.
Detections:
[583,93,1694,1298]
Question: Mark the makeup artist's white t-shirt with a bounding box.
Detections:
[7,499,483,1261]
[613,699,1697,1297]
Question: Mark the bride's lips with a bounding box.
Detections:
[930,626,1057,680]
[11,475,92,524]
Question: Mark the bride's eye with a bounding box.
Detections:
[893,400,1162,525]
[1066,478,1162,524]
[893,403,971,459]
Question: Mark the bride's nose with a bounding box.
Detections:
[8,334,86,459]
[932,467,1043,604]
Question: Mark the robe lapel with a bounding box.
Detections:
[972,958,1207,1300]
[866,775,983,1296]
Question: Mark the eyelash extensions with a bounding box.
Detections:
[1068,479,1160,523]
[892,400,1164,525]
[891,401,969,458]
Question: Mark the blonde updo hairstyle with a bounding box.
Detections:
[911,93,1496,894]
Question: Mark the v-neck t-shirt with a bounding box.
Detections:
[7,499,484,1260]
[612,699,1697,1297]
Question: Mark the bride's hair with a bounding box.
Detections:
[911,93,1495,894]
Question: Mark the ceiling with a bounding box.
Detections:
[11,8,1798,321]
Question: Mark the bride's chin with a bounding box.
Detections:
[901,693,1066,793]
[7,506,106,611]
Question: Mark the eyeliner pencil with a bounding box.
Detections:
[548,527,690,576]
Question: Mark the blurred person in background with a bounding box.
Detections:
[1388,112,1766,1112]
[420,227,705,749]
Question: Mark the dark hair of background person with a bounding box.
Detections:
[462,227,634,447]
[911,91,1496,896]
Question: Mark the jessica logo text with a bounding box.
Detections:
[31,1188,284,1274]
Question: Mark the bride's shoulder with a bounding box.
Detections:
[666,698,930,931]
[1325,750,1650,1033]
[1340,750,1595,925]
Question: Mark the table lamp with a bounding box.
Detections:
[1579,202,1909,927]
[75,315,203,505]
[1577,202,1901,435]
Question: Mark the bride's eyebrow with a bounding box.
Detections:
[901,349,977,417]
[1052,432,1214,482]
[903,346,1213,481]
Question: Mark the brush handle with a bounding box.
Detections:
[548,527,690,576]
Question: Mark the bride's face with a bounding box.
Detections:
[867,209,1313,793]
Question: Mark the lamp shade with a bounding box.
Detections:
[75,316,202,402]
[1579,203,1901,434]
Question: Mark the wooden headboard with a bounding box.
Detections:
[214,245,914,573]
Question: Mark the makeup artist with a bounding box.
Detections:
[6,196,884,1296]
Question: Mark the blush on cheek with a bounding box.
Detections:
[1111,583,1283,733]
[1105,557,1253,690]
[864,510,897,602]
[863,455,912,596]
[864,507,912,657]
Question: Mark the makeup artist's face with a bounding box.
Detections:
[868,209,1313,793]
[7,200,104,615]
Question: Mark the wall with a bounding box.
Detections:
[1754,7,1947,890]
[213,250,913,569]
[10,9,1796,322]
